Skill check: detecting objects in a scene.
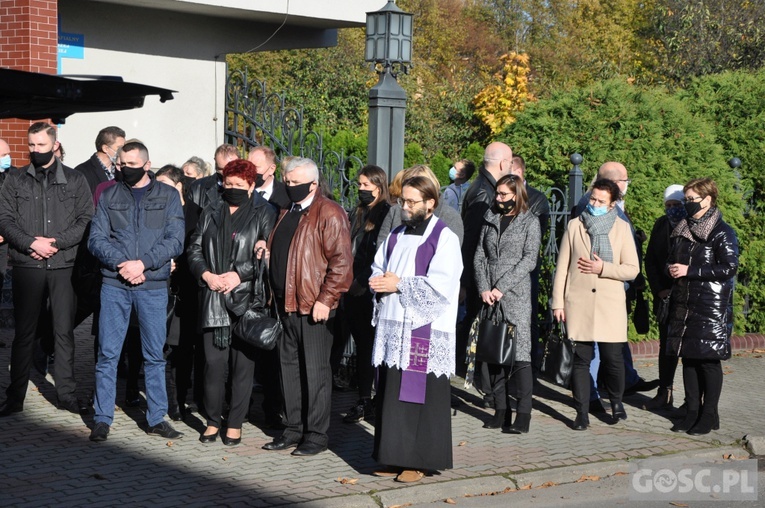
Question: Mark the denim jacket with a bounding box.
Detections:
[88,174,184,290]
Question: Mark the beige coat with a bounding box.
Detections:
[551,216,639,343]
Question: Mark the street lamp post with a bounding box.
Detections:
[366,0,413,183]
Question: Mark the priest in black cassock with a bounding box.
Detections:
[369,176,463,484]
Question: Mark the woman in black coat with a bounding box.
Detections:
[643,184,686,410]
[666,178,738,435]
[187,159,277,445]
[342,165,391,423]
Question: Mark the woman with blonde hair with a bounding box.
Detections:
[377,165,463,246]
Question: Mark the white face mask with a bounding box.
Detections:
[0,154,11,171]
[621,181,629,197]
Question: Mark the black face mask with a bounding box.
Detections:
[29,150,54,168]
[285,181,313,204]
[122,165,146,187]
[684,200,703,217]
[222,188,250,207]
[495,199,515,215]
[358,189,376,206]
[255,173,265,188]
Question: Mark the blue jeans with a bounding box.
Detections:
[94,284,168,427]
[589,343,641,400]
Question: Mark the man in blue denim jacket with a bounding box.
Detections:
[87,141,185,442]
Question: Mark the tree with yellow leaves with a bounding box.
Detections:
[473,52,535,135]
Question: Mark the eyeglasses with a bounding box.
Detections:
[685,195,703,202]
[397,198,424,208]
[616,179,632,184]
[496,191,515,199]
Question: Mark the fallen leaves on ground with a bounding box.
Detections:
[389,504,412,508]
[336,477,359,485]
[519,484,532,490]
[669,502,689,507]
[576,475,601,482]
[612,471,628,476]
[166,441,174,447]
[444,498,456,504]
[537,481,557,488]
[458,441,467,446]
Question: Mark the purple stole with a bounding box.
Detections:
[385,219,447,404]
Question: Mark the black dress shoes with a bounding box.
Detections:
[199,432,218,443]
[262,435,300,451]
[57,398,90,415]
[624,378,660,396]
[146,421,184,439]
[222,432,242,446]
[89,422,110,442]
[0,401,23,417]
[291,441,327,456]
[572,413,589,431]
[611,402,628,421]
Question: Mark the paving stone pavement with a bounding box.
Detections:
[0,319,762,507]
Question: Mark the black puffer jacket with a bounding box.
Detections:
[187,194,277,332]
[666,211,738,360]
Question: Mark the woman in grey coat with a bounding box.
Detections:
[473,174,541,433]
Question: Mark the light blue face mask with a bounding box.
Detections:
[448,166,457,181]
[0,154,11,171]
[586,203,609,217]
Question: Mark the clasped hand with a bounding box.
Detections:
[481,288,503,305]
[368,271,400,294]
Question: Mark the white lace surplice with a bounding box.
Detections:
[371,218,463,378]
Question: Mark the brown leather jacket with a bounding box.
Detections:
[268,193,353,314]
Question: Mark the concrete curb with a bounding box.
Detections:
[292,445,750,508]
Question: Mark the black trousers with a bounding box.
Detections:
[253,346,283,420]
[7,267,77,405]
[279,310,334,447]
[682,358,722,415]
[345,293,375,400]
[202,330,256,429]
[571,342,624,414]
[486,361,533,413]
[658,323,679,391]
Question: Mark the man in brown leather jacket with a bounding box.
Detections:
[263,157,352,456]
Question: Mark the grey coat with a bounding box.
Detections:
[473,208,541,362]
[377,201,464,247]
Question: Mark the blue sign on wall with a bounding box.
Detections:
[58,32,84,59]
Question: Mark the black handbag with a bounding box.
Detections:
[539,322,574,389]
[475,304,516,367]
[233,258,282,351]
[633,290,650,334]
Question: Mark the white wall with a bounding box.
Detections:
[57,0,374,168]
[59,50,225,169]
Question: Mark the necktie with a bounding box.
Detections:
[258,191,265,197]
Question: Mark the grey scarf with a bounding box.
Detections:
[580,208,618,263]
[673,207,721,244]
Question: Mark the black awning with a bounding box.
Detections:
[0,68,175,124]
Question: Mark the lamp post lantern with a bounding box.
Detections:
[366,0,413,183]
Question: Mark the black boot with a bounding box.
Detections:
[572,412,589,431]
[688,409,717,435]
[483,409,506,429]
[611,401,627,421]
[670,409,698,432]
[643,387,673,410]
[503,412,531,434]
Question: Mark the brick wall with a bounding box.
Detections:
[0,0,58,167]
